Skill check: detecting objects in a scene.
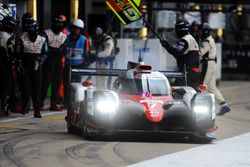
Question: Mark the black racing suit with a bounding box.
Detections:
[162,34,201,90]
[41,29,67,107]
[0,31,14,114]
[16,32,48,113]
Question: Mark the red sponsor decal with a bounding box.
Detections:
[120,94,173,122]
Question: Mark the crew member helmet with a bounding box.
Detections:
[201,22,212,38]
[175,19,190,38]
[60,15,67,22]
[25,20,39,33]
[53,15,64,23]
[21,13,33,27]
[1,16,17,32]
[95,27,103,36]
[52,15,65,33]
[60,15,67,26]
[190,21,200,31]
[72,19,84,29]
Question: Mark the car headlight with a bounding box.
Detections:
[193,105,209,114]
[96,99,118,114]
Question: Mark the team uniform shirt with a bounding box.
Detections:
[0,31,15,61]
[16,32,48,70]
[45,29,67,49]
[164,34,200,71]
[20,32,47,55]
[65,34,87,66]
[200,35,216,61]
[0,31,12,50]
[200,35,225,103]
[97,35,114,58]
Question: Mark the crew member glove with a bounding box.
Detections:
[36,55,47,65]
[90,50,97,56]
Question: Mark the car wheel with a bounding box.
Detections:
[67,97,77,134]
[67,119,76,134]
[82,116,100,140]
[67,112,77,134]
[82,118,89,137]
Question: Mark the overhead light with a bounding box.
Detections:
[218,4,223,12]
[237,5,243,15]
[139,27,148,40]
[142,5,147,13]
[237,4,243,12]
[194,4,200,10]
[217,28,223,38]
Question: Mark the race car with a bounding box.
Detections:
[66,63,217,143]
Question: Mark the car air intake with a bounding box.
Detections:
[136,64,152,73]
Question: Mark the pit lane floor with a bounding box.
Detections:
[0,81,250,167]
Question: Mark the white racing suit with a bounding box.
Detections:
[200,35,225,104]
[95,35,114,90]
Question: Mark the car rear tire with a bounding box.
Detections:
[82,116,100,140]
[82,117,90,138]
[67,120,76,134]
[66,109,77,134]
[67,89,78,134]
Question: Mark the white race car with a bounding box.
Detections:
[66,64,217,143]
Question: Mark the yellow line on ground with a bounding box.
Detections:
[44,115,65,121]
[0,114,65,128]
[0,123,22,128]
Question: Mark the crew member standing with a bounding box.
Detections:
[93,27,114,90]
[41,15,67,111]
[161,19,201,90]
[0,16,17,117]
[199,23,231,115]
[63,19,89,107]
[16,20,48,118]
[190,21,201,44]
[58,14,69,105]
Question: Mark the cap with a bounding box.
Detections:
[72,19,84,29]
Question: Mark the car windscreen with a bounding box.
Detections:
[119,77,170,96]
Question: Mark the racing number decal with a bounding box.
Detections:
[145,101,164,122]
[149,102,157,109]
[123,7,140,21]
[140,99,167,122]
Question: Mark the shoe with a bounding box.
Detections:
[217,105,231,116]
[41,105,49,111]
[13,104,28,115]
[59,104,64,110]
[21,109,29,115]
[34,109,42,118]
[49,105,62,111]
